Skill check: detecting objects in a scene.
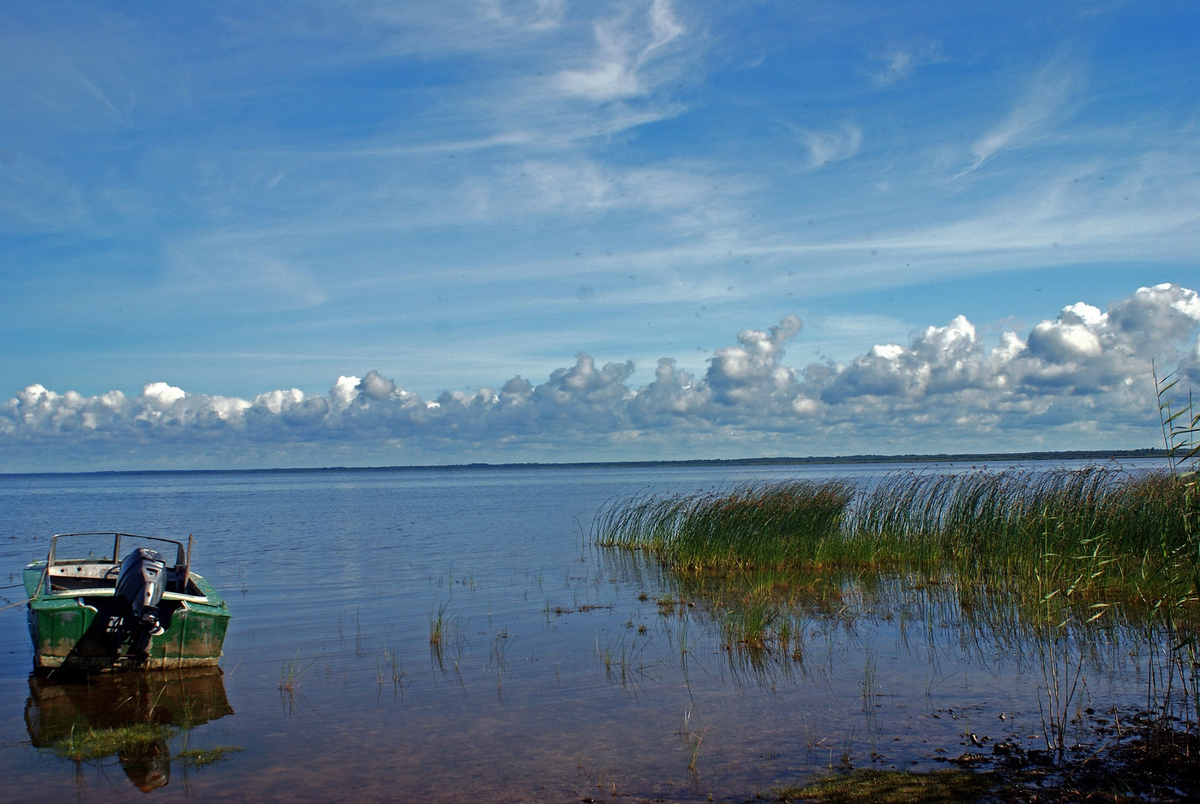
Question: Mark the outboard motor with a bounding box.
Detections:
[115,548,168,652]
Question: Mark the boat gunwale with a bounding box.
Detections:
[46,531,188,568]
[31,582,222,607]
[28,531,222,603]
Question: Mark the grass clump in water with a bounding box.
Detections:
[53,723,174,762]
[176,745,243,767]
[770,769,993,803]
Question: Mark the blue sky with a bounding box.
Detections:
[2,1,1198,471]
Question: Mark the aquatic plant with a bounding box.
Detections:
[595,468,1197,615]
[428,601,468,671]
[776,768,993,803]
[679,707,709,772]
[596,393,1200,742]
[721,603,776,651]
[596,480,854,571]
[278,651,321,707]
[429,600,450,645]
[1148,368,1200,742]
[176,745,243,767]
[53,723,174,762]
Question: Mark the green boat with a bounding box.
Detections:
[24,532,231,672]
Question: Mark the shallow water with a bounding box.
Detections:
[0,460,1170,802]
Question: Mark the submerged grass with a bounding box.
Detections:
[53,723,174,762]
[771,769,993,803]
[176,745,243,767]
[51,724,242,770]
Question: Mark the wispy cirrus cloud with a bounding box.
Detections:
[863,41,944,87]
[554,0,686,101]
[792,123,864,168]
[961,57,1085,175]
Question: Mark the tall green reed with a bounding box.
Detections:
[1147,367,1200,740]
[596,469,1193,612]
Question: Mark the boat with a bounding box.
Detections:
[24,532,231,672]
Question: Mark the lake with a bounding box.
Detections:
[0,460,1168,802]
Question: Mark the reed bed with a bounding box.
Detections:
[595,479,855,571]
[599,466,1199,737]
[595,467,1197,610]
[599,430,1200,753]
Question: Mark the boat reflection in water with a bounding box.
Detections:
[24,668,234,792]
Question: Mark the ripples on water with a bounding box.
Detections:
[0,461,1169,802]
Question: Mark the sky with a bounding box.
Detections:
[1,0,1198,472]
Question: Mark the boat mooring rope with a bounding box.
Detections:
[0,598,32,613]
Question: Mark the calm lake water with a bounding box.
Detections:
[0,460,1168,802]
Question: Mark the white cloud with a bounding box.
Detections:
[793,124,863,168]
[963,58,1084,174]
[706,315,803,410]
[554,0,685,101]
[864,42,944,87]
[3,285,1199,469]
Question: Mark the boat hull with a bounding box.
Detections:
[25,566,230,672]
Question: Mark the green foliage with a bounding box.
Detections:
[596,469,1196,614]
[176,745,243,767]
[279,651,322,698]
[53,723,174,762]
[774,769,993,803]
[595,480,855,571]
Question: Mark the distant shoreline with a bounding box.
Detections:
[2,448,1167,478]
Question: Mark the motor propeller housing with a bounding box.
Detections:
[115,547,168,639]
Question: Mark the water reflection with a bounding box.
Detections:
[25,668,234,792]
[599,544,1185,729]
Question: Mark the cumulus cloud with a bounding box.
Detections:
[3,285,1199,468]
[706,314,803,410]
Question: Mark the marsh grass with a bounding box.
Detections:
[376,646,408,694]
[597,480,855,572]
[776,768,993,803]
[679,707,709,772]
[721,603,776,651]
[429,600,450,645]
[596,468,1197,620]
[53,723,174,762]
[597,442,1200,745]
[279,652,320,693]
[428,601,468,671]
[175,745,243,767]
[1146,367,1200,745]
[596,632,647,686]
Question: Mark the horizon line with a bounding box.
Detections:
[0,448,1168,478]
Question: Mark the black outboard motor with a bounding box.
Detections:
[115,548,168,653]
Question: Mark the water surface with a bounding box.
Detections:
[0,461,1166,802]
